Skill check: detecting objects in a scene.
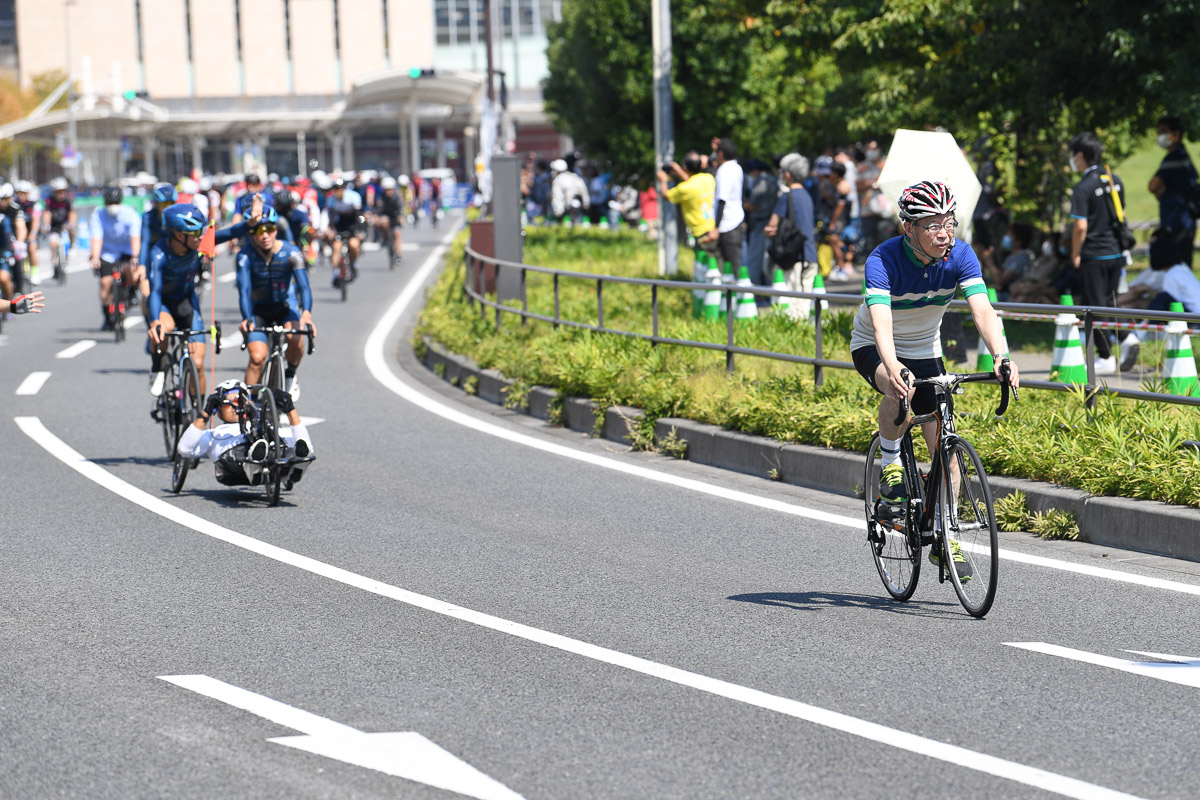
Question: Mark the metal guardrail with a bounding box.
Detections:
[462,245,1200,408]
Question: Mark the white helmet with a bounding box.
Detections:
[380,176,397,190]
[15,180,33,194]
[0,183,13,199]
[50,176,69,191]
[199,176,213,192]
[398,174,410,187]
[550,159,568,173]
[179,178,199,195]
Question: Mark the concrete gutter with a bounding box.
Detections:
[415,338,1200,563]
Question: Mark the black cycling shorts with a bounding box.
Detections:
[852,346,945,416]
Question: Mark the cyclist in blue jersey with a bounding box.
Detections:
[0,192,16,306]
[275,190,311,252]
[147,202,258,397]
[90,186,143,331]
[850,181,1019,510]
[236,206,315,399]
[140,184,177,265]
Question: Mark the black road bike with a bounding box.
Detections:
[155,325,221,492]
[240,324,315,397]
[864,365,1016,618]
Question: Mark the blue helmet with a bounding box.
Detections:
[251,205,279,228]
[163,203,207,233]
[152,183,178,204]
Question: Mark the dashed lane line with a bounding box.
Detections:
[15,371,51,395]
[55,339,97,359]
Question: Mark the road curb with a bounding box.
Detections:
[415,337,1200,563]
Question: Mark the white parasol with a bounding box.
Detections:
[877,129,982,236]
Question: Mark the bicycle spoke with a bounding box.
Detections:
[939,439,999,617]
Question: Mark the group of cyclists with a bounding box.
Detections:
[3,167,432,494]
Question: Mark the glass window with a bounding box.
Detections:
[435,0,451,45]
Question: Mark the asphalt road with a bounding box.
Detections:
[3,215,1199,799]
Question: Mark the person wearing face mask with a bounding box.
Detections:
[89,185,143,332]
[1147,116,1197,266]
[850,180,1018,515]
[1067,131,1126,374]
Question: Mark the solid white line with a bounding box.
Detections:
[362,230,1200,599]
[15,371,51,396]
[11,414,1146,800]
[56,339,97,359]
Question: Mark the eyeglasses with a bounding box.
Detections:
[253,224,278,234]
[916,219,958,234]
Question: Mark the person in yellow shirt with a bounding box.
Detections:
[657,152,716,258]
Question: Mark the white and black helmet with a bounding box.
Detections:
[0,183,13,199]
[897,180,956,221]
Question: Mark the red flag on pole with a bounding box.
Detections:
[198,221,217,259]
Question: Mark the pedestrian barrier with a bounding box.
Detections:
[462,245,1200,408]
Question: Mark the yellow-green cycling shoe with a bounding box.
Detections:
[879,463,907,503]
[929,539,973,582]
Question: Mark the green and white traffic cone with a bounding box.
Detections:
[976,287,1009,372]
[811,271,829,320]
[703,265,722,322]
[771,267,790,315]
[1164,302,1200,396]
[734,266,758,323]
[719,260,734,320]
[692,252,708,318]
[1050,294,1086,384]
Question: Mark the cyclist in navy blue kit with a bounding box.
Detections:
[237,206,315,400]
[140,183,177,266]
[321,177,362,286]
[851,181,1020,504]
[147,203,257,397]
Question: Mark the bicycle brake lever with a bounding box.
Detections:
[893,368,911,427]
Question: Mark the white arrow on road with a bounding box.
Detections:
[160,674,524,800]
[1007,643,1200,689]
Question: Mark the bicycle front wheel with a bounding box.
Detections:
[938,438,999,617]
[159,366,179,459]
[258,388,284,507]
[865,434,921,601]
[171,359,202,493]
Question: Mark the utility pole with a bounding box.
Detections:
[652,0,678,276]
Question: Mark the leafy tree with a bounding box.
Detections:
[545,0,1200,222]
[0,70,72,170]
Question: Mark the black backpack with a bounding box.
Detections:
[767,190,808,269]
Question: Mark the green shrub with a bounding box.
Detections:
[416,228,1200,508]
[1029,509,1081,540]
[994,491,1031,532]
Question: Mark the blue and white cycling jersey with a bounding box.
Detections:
[850,236,987,360]
[236,240,312,318]
[90,205,143,263]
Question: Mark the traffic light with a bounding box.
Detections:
[122,89,151,100]
[407,68,436,79]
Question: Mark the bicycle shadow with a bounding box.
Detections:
[728,591,962,620]
[91,367,147,375]
[169,487,300,510]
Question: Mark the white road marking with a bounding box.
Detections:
[123,316,144,330]
[13,415,1146,800]
[56,339,97,359]
[15,371,51,395]
[363,230,1200,599]
[1007,643,1200,689]
[218,271,237,284]
[161,675,525,800]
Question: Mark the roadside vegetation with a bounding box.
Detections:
[416,227,1200,508]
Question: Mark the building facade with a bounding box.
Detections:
[3,0,562,183]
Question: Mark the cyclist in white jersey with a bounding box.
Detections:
[850,180,1019,505]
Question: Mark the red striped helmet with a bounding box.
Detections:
[897,180,956,221]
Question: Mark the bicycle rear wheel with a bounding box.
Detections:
[171,358,202,492]
[258,388,283,506]
[937,438,999,617]
[864,434,921,601]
